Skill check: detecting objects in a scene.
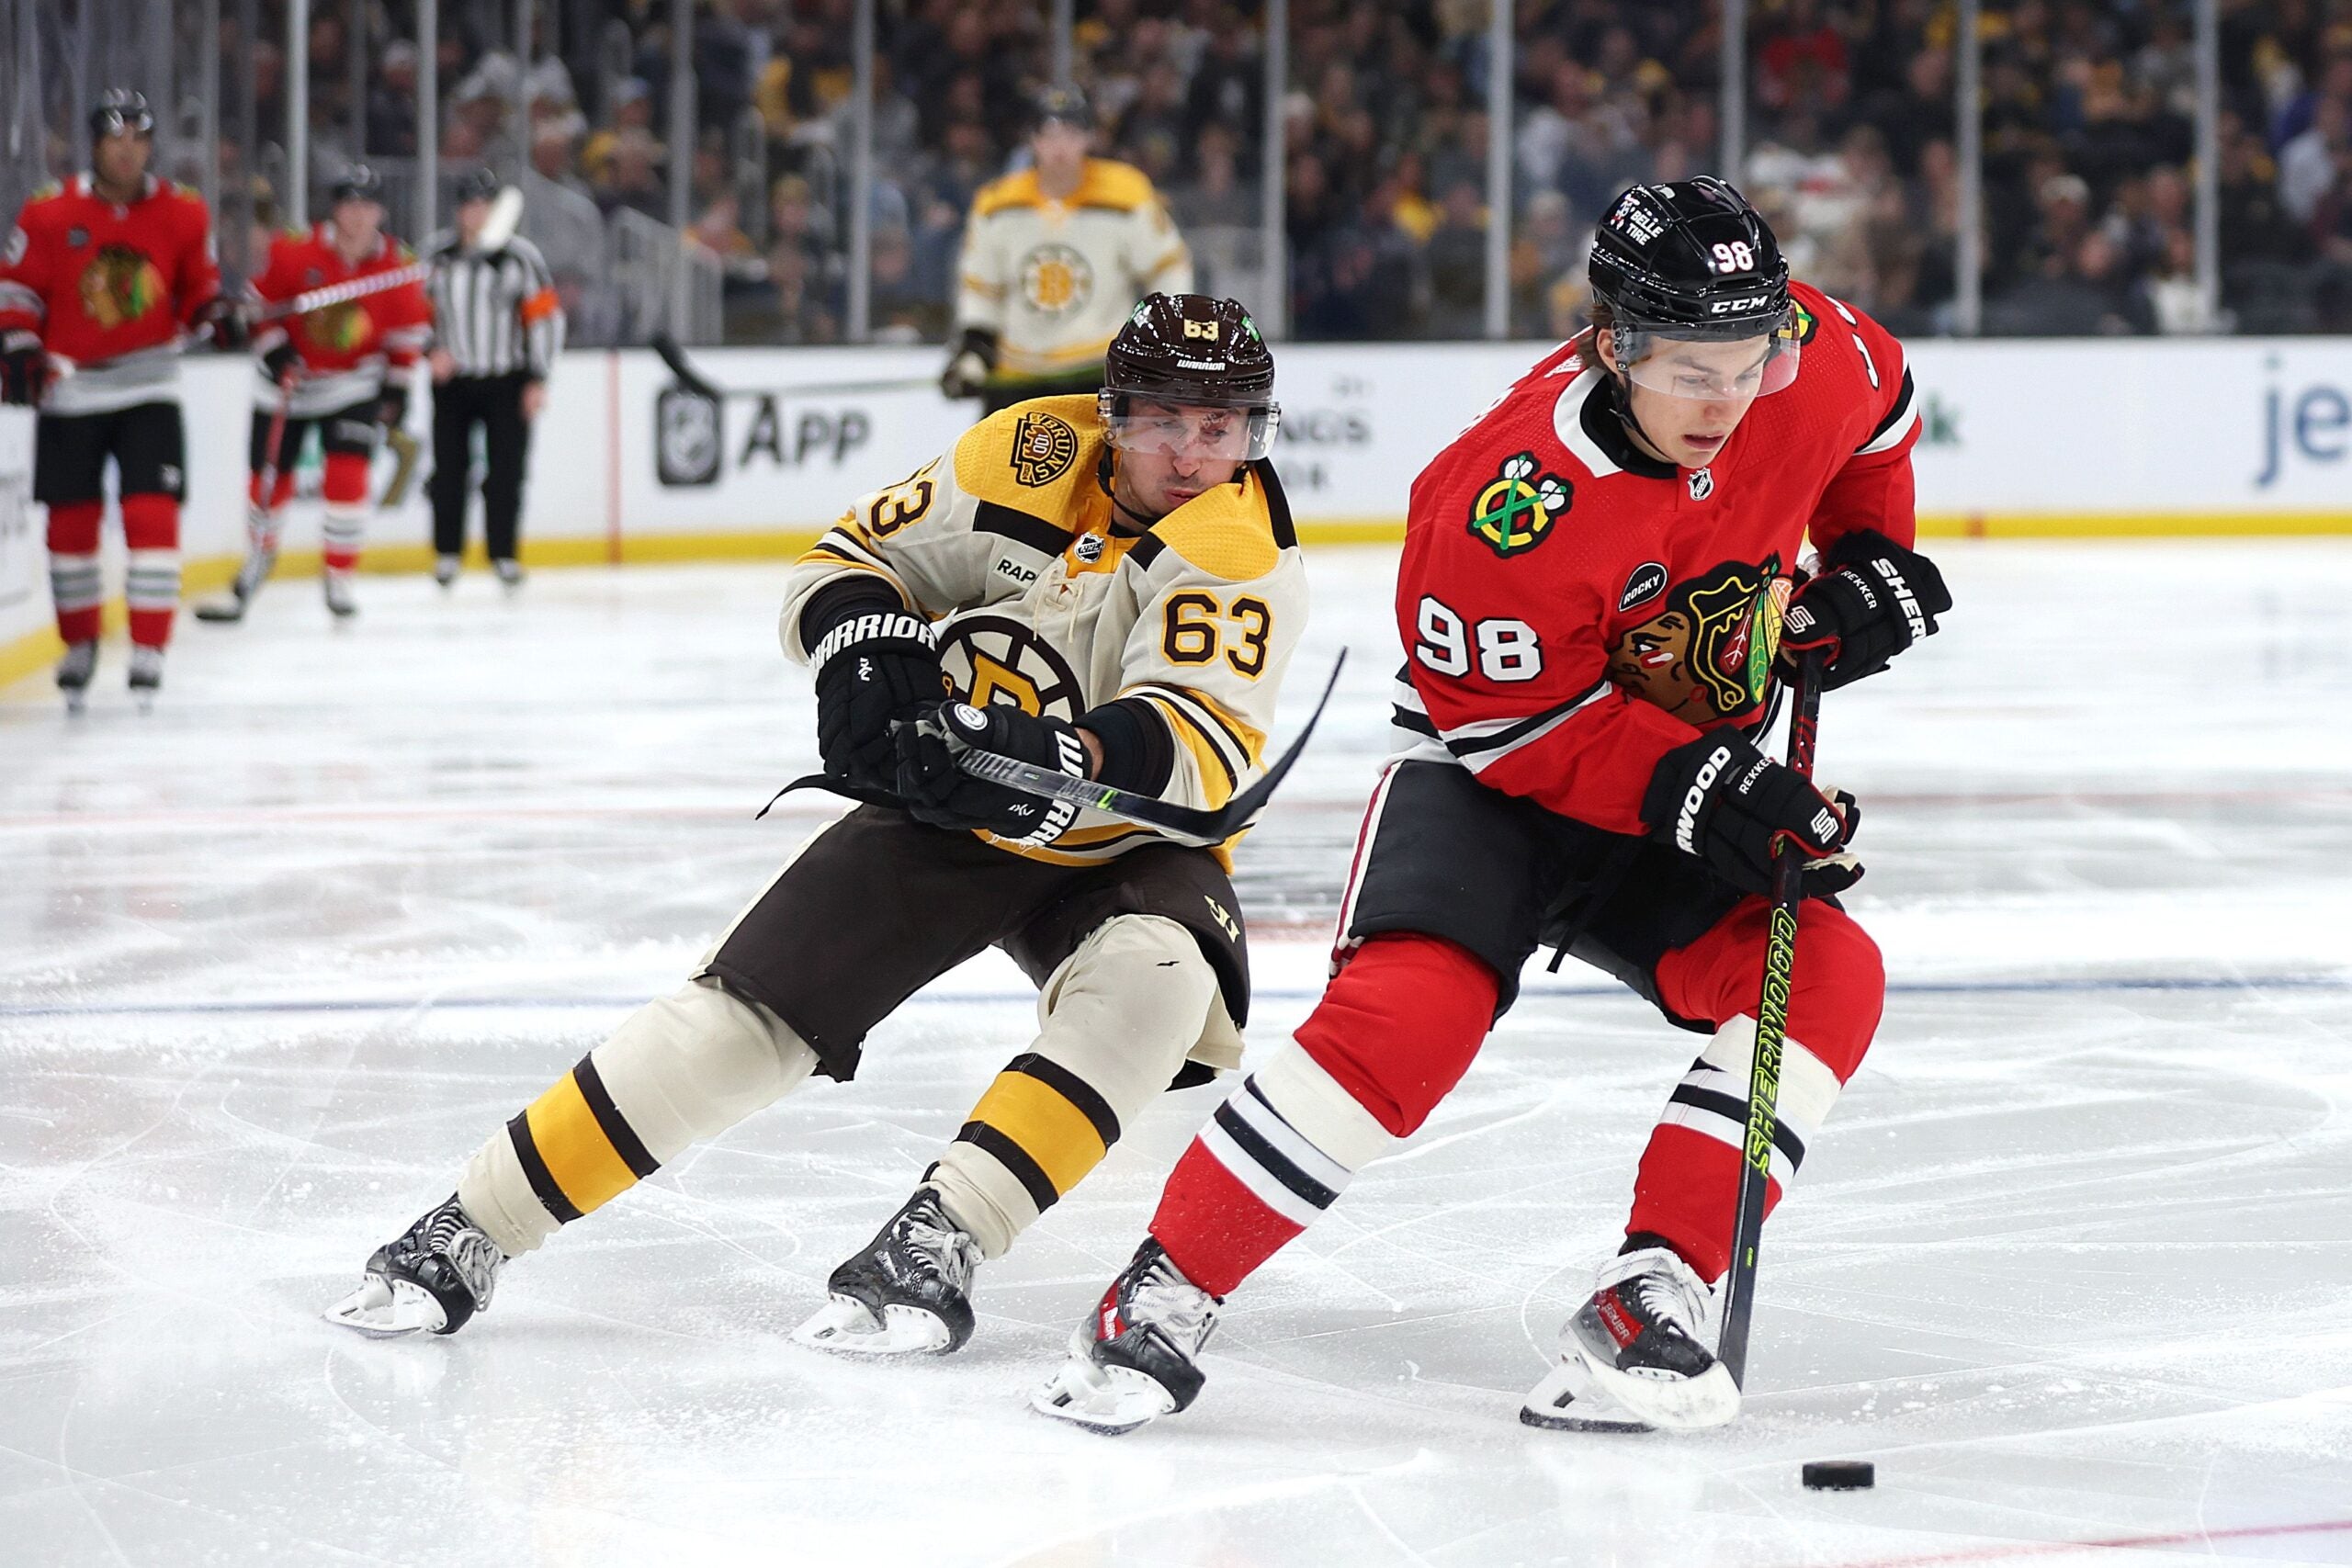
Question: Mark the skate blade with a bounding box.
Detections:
[190,600,247,624]
[1566,1338,1741,1431]
[1520,1358,1653,1433]
[1029,1356,1175,1436]
[791,1294,955,1357]
[322,1274,447,1337]
[62,689,89,715]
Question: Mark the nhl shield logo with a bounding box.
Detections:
[1688,467,1714,501]
[1468,453,1571,558]
[1010,411,1079,487]
[655,387,723,486]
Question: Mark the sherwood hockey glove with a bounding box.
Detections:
[894,700,1090,847]
[808,598,946,794]
[0,332,48,405]
[1781,529,1951,691]
[1643,730,1862,898]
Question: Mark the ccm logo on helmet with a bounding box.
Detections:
[1675,742,1737,853]
[1710,294,1771,314]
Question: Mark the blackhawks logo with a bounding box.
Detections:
[77,245,165,331]
[1009,410,1079,487]
[1605,556,1791,725]
[302,300,376,353]
[1789,300,1818,345]
[1467,452,1571,558]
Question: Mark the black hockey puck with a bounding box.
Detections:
[1803,1460,1875,1490]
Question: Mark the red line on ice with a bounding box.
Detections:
[1809,1517,2352,1567]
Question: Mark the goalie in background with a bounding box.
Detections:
[325,293,1310,1363]
[421,169,562,591]
[941,86,1193,414]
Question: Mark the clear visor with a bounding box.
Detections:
[1102,401,1281,461]
[1618,313,1802,401]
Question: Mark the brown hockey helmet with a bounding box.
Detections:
[1100,294,1280,460]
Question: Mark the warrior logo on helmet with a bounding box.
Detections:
[77,244,164,330]
[1468,453,1572,558]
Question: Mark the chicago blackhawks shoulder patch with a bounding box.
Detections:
[1467,452,1572,558]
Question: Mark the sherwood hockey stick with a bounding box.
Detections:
[1713,646,1826,1388]
[650,331,940,400]
[928,650,1348,847]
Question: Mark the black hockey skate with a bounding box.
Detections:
[322,1193,505,1337]
[793,1189,981,1356]
[127,646,164,711]
[1032,1239,1219,1435]
[1540,1244,1740,1431]
[56,640,96,712]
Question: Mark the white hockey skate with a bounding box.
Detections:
[793,1190,981,1357]
[1540,1246,1740,1432]
[1032,1240,1218,1436]
[433,553,461,588]
[1520,1340,1654,1433]
[324,1193,504,1337]
[193,546,276,624]
[322,569,358,619]
[127,646,164,712]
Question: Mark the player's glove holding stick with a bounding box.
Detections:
[191,295,251,351]
[809,604,948,795]
[1780,529,1951,691]
[895,701,1090,848]
[1643,730,1861,897]
[0,330,49,406]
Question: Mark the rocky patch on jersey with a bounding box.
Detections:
[1605,556,1790,725]
[1021,243,1094,316]
[1011,410,1080,487]
[77,245,165,329]
[1468,453,1571,558]
[937,615,1085,721]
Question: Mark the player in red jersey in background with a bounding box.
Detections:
[208,166,431,623]
[0,89,237,708]
[1035,178,1952,1436]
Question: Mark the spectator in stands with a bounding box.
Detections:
[594,128,668,222]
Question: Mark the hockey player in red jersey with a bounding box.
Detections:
[208,166,430,622]
[0,88,237,707]
[1035,178,1952,1435]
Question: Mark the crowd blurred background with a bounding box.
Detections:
[9,0,2352,344]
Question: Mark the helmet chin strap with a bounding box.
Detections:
[1599,331,1676,468]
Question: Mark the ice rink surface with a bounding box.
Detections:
[5,541,2350,1567]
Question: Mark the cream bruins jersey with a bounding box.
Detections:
[954,160,1193,383]
[779,396,1306,868]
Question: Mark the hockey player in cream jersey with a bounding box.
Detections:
[326,294,1308,1359]
[942,86,1193,414]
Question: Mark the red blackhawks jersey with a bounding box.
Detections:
[247,225,432,418]
[0,174,221,415]
[1391,280,1920,837]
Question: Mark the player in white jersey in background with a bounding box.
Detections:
[942,86,1193,415]
[324,295,1310,1360]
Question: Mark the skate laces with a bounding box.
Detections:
[412,1197,503,1310]
[1124,1253,1216,1352]
[1600,1247,1710,1340]
[897,1197,978,1289]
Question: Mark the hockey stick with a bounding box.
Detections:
[925,650,1348,847]
[1713,647,1826,1388]
[193,370,295,623]
[257,264,432,322]
[650,331,939,400]
[378,426,421,508]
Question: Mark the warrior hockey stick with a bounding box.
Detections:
[919,650,1348,848]
[1713,646,1826,1388]
[650,331,939,400]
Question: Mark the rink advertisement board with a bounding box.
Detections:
[8,334,2352,682]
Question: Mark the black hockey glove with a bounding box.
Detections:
[1781,529,1951,691]
[0,331,48,406]
[939,327,996,400]
[809,601,946,793]
[378,384,411,431]
[260,339,300,386]
[894,700,1091,847]
[1642,730,1862,898]
[191,294,250,351]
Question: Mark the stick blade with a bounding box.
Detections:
[477,186,525,250]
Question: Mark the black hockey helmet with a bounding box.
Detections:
[90,87,154,141]
[452,166,502,207]
[330,164,385,207]
[1031,84,1094,133]
[1588,177,1803,400]
[1100,293,1280,461]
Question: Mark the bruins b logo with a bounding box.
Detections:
[1020,243,1094,316]
[1009,411,1079,487]
[1468,453,1571,558]
[936,615,1084,721]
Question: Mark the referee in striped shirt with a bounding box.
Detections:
[424,169,565,588]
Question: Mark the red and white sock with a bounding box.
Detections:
[45,500,103,646]
[321,453,370,574]
[119,493,180,649]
